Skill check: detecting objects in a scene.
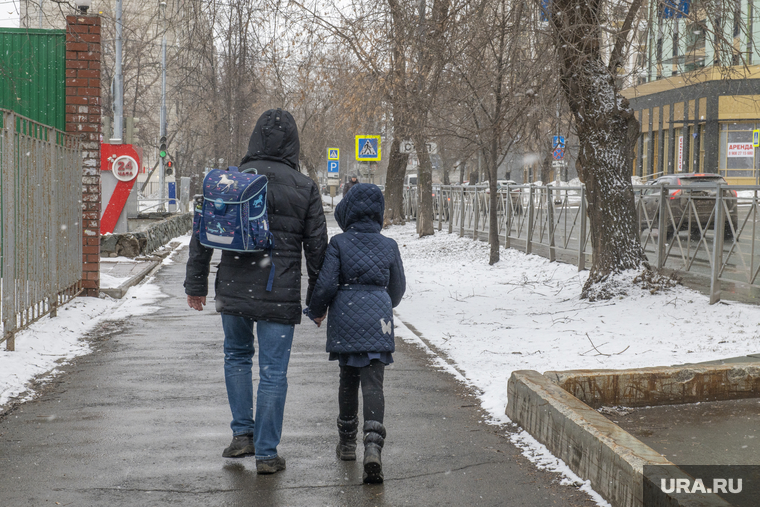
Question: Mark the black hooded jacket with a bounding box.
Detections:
[184,109,327,324]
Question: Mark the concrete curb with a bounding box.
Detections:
[100,242,181,299]
[100,260,159,299]
[545,363,760,409]
[506,370,733,507]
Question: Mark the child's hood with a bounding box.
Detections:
[335,183,384,233]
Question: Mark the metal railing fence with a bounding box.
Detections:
[1,110,83,350]
[405,182,760,303]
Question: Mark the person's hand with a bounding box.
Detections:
[313,315,326,327]
[187,295,206,311]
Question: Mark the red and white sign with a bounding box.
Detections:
[677,136,683,172]
[112,155,139,181]
[727,142,754,158]
[100,143,142,234]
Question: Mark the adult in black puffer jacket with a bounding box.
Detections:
[185,108,327,323]
[184,109,327,472]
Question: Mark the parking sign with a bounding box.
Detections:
[328,160,339,173]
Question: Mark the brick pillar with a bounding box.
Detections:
[66,15,101,297]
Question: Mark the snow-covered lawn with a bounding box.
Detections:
[383,224,760,422]
[380,223,760,506]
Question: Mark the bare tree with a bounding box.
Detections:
[541,0,649,297]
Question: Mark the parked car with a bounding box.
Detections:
[637,173,738,238]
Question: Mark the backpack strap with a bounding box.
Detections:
[266,242,275,291]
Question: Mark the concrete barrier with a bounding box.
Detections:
[506,370,734,507]
[545,363,760,409]
[101,212,192,258]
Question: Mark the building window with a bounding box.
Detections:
[719,122,755,179]
[642,133,650,179]
[633,140,638,176]
[675,127,684,172]
[698,123,705,172]
[663,131,670,174]
[685,20,706,72]
[653,131,660,176]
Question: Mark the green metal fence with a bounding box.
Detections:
[0,28,66,132]
[1,109,82,350]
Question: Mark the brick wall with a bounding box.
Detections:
[65,15,101,297]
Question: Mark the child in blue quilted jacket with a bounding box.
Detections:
[307,183,405,484]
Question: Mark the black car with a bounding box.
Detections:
[637,173,738,238]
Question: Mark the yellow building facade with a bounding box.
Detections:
[624,66,760,185]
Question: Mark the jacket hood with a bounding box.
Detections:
[335,183,384,233]
[240,108,300,170]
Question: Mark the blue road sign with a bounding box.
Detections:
[327,148,340,160]
[355,135,381,161]
[553,136,565,149]
[328,160,339,173]
[552,147,565,160]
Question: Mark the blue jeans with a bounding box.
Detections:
[221,314,295,459]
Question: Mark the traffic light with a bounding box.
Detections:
[166,160,173,176]
[159,136,167,159]
[125,117,140,144]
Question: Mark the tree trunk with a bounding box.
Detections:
[383,136,408,227]
[299,149,320,185]
[414,134,435,236]
[550,0,648,298]
[487,138,500,264]
[540,145,553,186]
[568,61,648,297]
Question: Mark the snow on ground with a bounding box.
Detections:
[0,259,173,410]
[380,223,760,424]
[377,223,760,507]
[321,192,342,212]
[3,221,760,506]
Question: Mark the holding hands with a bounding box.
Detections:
[304,307,326,327]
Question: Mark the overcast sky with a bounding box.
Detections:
[0,0,19,28]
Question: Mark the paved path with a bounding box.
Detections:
[0,242,596,506]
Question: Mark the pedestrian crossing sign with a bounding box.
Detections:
[327,148,340,160]
[355,135,381,161]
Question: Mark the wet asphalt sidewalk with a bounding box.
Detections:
[0,241,596,507]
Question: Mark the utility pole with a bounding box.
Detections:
[158,0,167,211]
[111,0,123,143]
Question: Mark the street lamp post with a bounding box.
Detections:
[112,0,123,143]
[158,1,167,211]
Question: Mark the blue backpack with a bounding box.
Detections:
[194,167,276,290]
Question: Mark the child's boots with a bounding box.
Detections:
[362,420,386,484]
[336,416,359,461]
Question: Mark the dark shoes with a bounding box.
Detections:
[336,416,359,461]
[256,455,286,474]
[222,433,284,474]
[222,434,255,458]
[362,420,386,484]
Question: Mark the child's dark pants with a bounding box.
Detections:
[338,359,385,423]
